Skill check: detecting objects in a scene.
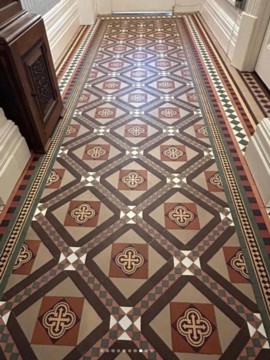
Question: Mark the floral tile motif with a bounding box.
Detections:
[170,302,222,354]
[65,124,80,138]
[12,240,40,275]
[118,170,148,191]
[160,145,187,162]
[194,124,208,139]
[83,144,110,161]
[32,296,83,345]
[64,201,100,227]
[109,243,148,279]
[205,171,224,192]
[164,202,200,230]
[223,247,250,283]
[46,169,65,189]
[124,124,148,138]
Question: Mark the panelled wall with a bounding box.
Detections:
[43,0,80,66]
[201,0,242,60]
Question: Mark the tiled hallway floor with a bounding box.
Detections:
[0,13,270,359]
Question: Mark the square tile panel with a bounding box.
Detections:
[32,296,83,346]
[118,170,148,191]
[64,201,101,227]
[65,124,80,138]
[164,202,200,230]
[94,79,130,94]
[93,228,167,299]
[85,102,127,125]
[148,191,216,245]
[170,302,222,354]
[83,144,110,161]
[124,124,148,138]
[112,118,160,146]
[119,90,157,108]
[94,107,116,119]
[160,145,187,162]
[148,102,192,125]
[109,243,148,279]
[70,137,122,171]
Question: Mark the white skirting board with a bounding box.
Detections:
[0,110,31,205]
[43,0,80,66]
[245,118,270,207]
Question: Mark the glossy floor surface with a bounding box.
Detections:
[0,13,270,359]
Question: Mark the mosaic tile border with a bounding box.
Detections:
[190,14,270,258]
[0,19,107,293]
[240,72,270,118]
[178,15,270,335]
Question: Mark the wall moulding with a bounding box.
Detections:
[201,0,242,60]
[43,0,80,65]
[0,108,31,205]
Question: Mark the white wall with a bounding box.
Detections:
[97,0,112,15]
[78,0,97,25]
[174,0,202,13]
[201,0,242,60]
[43,0,80,65]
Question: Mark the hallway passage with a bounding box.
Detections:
[0,13,270,359]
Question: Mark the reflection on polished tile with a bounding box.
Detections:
[1,13,270,360]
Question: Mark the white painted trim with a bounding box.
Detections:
[233,0,270,71]
[201,0,241,60]
[245,118,270,207]
[0,109,31,204]
[78,0,97,25]
[174,0,202,13]
[43,0,80,65]
[231,12,257,70]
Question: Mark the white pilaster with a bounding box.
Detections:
[231,0,270,70]
[43,0,80,66]
[0,109,31,205]
[245,118,270,207]
[201,0,241,60]
[78,0,97,25]
[245,0,264,17]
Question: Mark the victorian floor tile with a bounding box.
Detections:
[0,12,270,360]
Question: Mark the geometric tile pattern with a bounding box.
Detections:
[0,14,270,360]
